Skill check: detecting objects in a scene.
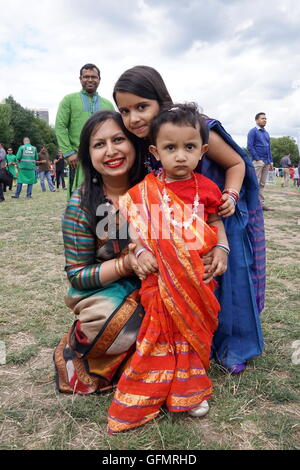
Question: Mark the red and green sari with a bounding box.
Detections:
[108,173,220,433]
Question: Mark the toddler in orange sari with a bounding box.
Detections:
[108,103,229,433]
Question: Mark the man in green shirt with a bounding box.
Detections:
[55,63,114,198]
[12,137,38,199]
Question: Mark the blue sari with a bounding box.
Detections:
[199,120,265,368]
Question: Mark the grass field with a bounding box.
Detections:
[0,178,299,450]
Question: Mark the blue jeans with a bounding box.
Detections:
[15,183,33,198]
[39,170,55,192]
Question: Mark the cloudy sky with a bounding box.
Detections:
[1,0,300,147]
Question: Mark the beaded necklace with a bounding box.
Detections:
[162,171,200,229]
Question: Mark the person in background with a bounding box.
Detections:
[247,112,274,211]
[280,153,292,187]
[37,146,56,192]
[293,166,299,187]
[0,143,6,202]
[12,137,38,199]
[54,149,66,190]
[50,162,56,185]
[55,63,114,199]
[4,148,17,191]
[0,143,6,168]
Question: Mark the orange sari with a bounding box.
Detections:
[108,173,220,433]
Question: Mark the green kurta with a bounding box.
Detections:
[55,90,115,198]
[16,143,38,184]
[6,154,17,178]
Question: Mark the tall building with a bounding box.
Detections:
[32,108,49,124]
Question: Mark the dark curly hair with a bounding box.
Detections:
[149,102,209,145]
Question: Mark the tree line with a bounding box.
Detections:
[0,96,57,159]
[0,96,299,166]
[269,137,299,167]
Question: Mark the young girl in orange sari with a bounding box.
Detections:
[108,103,229,433]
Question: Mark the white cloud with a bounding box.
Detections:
[1,0,300,149]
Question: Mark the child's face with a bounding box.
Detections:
[149,122,208,182]
[116,92,160,138]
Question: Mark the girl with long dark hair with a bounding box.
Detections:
[113,65,265,374]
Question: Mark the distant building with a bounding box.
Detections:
[32,108,49,124]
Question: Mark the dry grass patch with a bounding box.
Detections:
[0,179,299,450]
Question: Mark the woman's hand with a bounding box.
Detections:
[68,153,78,169]
[218,193,236,218]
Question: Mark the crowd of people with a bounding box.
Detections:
[1,62,298,434]
[0,141,67,201]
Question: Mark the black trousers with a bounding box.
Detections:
[0,183,4,200]
[69,166,76,193]
[56,169,66,189]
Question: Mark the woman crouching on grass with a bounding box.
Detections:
[53,110,147,393]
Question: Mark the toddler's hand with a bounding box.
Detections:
[125,243,145,280]
[203,247,228,284]
[137,250,158,278]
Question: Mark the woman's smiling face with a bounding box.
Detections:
[89,119,136,182]
[115,91,160,138]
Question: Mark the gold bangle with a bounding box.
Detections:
[120,256,129,276]
[123,254,132,273]
[115,258,122,277]
[118,256,125,276]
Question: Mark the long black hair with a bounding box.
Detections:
[113,65,173,109]
[78,110,147,234]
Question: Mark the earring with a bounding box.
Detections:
[92,177,98,184]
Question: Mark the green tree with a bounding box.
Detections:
[4,96,57,157]
[270,136,299,166]
[32,117,57,159]
[0,103,14,147]
[5,95,36,152]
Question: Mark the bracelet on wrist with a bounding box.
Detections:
[119,256,125,275]
[223,188,239,196]
[136,248,147,258]
[222,188,239,204]
[215,243,230,255]
[115,258,122,277]
[119,256,127,276]
[116,255,132,277]
[227,195,237,206]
